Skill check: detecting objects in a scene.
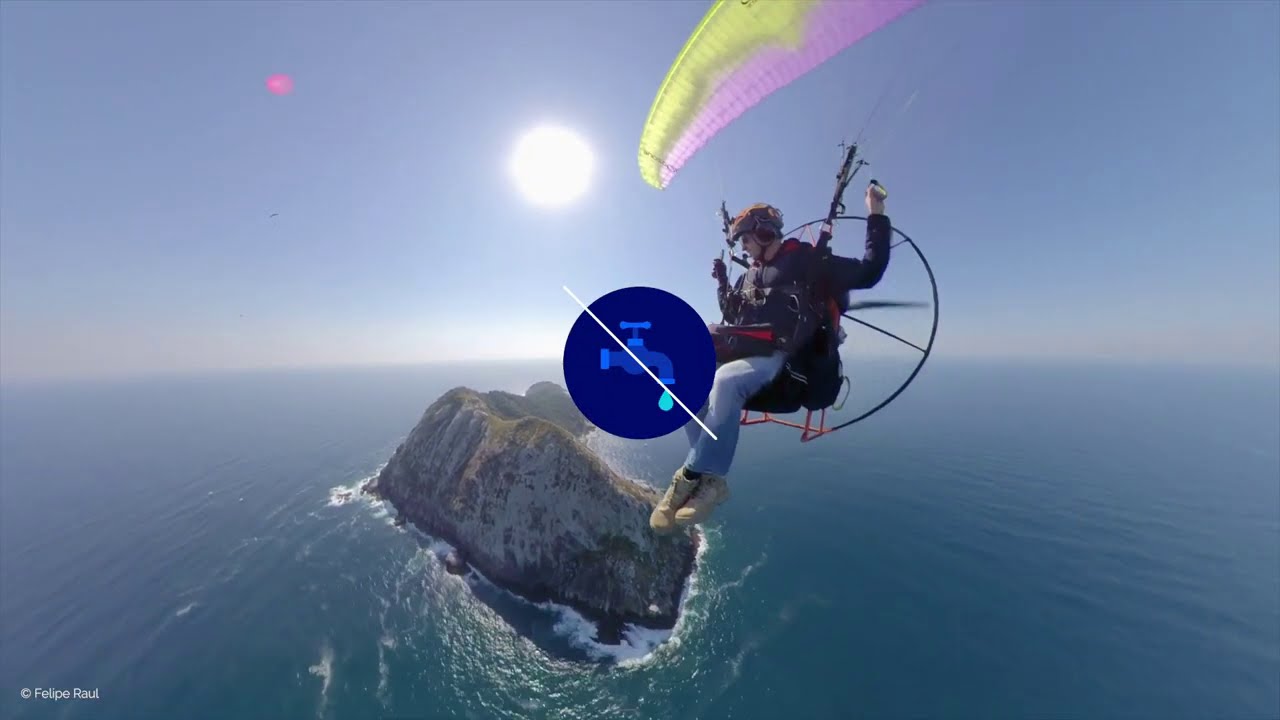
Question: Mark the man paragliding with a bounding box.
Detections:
[636,0,935,532]
[649,183,894,533]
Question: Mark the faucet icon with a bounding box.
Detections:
[601,321,678,410]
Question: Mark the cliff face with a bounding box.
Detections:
[364,383,697,638]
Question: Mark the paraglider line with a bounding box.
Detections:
[562,285,717,441]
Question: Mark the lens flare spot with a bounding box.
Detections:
[265,74,294,96]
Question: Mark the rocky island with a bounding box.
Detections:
[363,381,699,643]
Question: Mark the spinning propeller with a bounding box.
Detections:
[845,300,930,311]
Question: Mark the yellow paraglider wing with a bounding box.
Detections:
[638,0,924,190]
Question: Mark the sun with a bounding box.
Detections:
[509,125,594,208]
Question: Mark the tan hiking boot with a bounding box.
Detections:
[650,468,700,534]
[674,475,729,526]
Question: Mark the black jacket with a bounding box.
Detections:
[719,213,892,353]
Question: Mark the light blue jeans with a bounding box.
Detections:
[682,350,788,477]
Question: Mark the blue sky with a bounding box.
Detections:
[2,0,1277,382]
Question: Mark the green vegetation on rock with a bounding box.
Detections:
[479,382,593,437]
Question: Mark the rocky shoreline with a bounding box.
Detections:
[362,383,699,644]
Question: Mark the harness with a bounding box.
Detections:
[721,144,868,413]
[730,245,842,354]
[716,246,848,414]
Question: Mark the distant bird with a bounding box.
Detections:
[269,213,279,219]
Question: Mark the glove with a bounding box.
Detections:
[712,257,728,283]
[865,182,886,216]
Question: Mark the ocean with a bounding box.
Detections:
[1,358,1277,720]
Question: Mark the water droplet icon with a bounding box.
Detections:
[658,389,674,412]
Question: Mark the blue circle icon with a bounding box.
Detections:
[563,286,716,440]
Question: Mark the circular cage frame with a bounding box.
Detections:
[737,214,940,440]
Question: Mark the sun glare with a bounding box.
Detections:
[509,126,594,208]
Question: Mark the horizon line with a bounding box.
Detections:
[2,352,1278,389]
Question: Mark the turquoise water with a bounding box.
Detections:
[1,359,1277,719]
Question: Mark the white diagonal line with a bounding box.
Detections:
[563,285,717,441]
